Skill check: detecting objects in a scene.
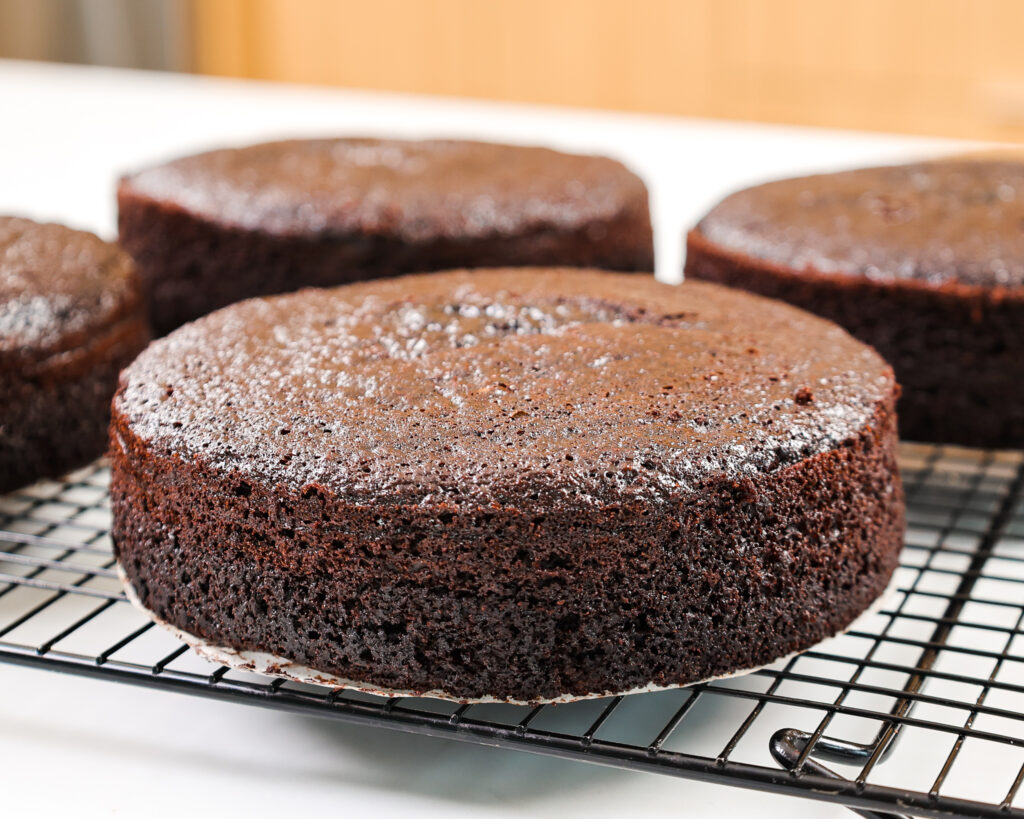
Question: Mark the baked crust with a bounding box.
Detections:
[0,216,150,491]
[685,160,1024,447]
[118,139,654,334]
[111,269,903,702]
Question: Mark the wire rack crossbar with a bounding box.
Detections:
[2,444,1024,819]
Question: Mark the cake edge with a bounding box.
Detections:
[116,563,900,706]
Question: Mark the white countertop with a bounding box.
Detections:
[0,60,970,819]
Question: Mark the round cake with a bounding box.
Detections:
[686,159,1024,448]
[1,215,150,493]
[118,138,655,335]
[110,268,903,703]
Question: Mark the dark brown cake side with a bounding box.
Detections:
[118,138,654,335]
[110,269,903,703]
[685,160,1024,447]
[1,216,150,492]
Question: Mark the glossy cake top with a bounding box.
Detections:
[696,159,1024,289]
[119,138,649,241]
[114,269,894,507]
[0,215,141,361]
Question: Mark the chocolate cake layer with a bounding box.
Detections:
[118,139,654,334]
[111,268,903,703]
[1,216,150,492]
[686,159,1024,447]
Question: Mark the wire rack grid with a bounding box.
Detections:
[1,442,1023,819]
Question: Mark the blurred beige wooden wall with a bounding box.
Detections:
[0,0,189,69]
[190,0,1024,141]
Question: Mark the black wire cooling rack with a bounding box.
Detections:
[2,443,1023,819]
